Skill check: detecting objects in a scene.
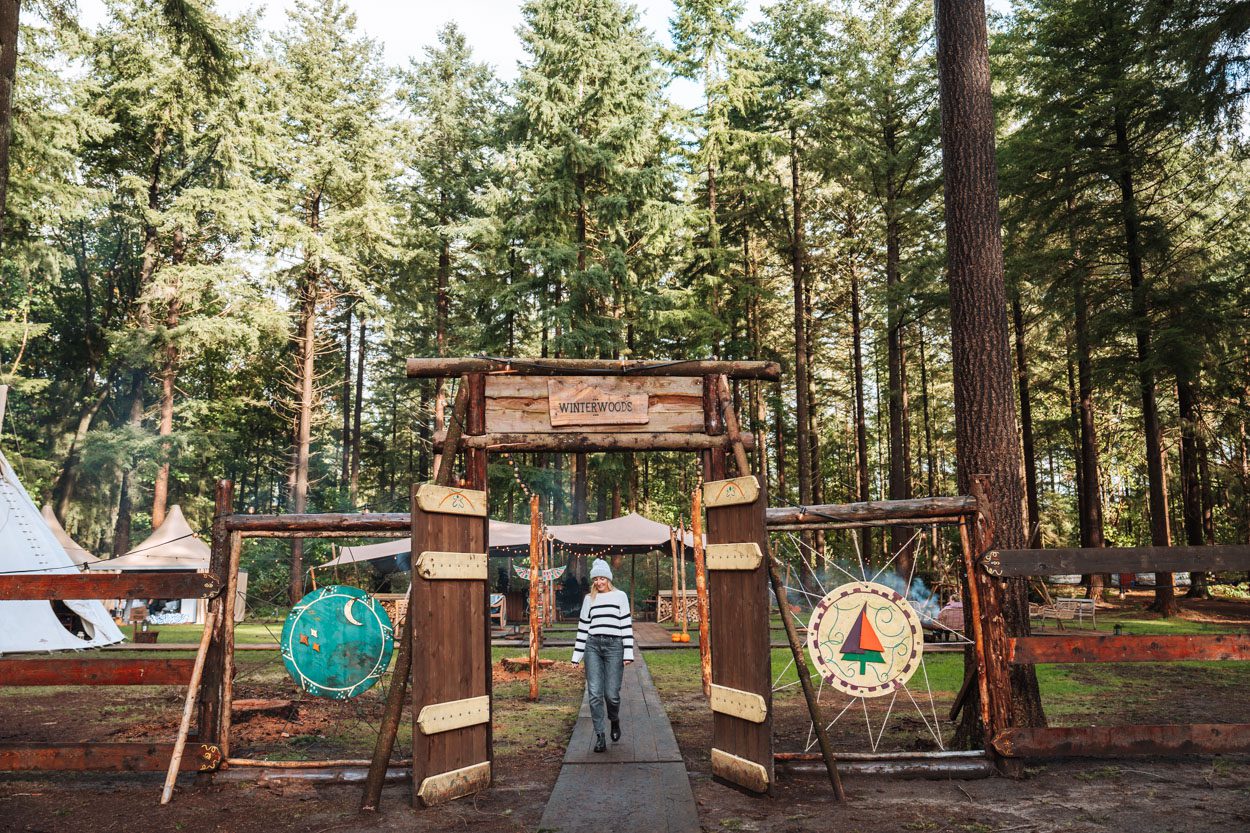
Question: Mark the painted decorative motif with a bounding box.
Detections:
[512,564,567,582]
[806,581,924,699]
[702,475,760,507]
[280,585,394,700]
[415,484,487,516]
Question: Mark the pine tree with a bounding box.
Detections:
[270,0,397,602]
[513,0,677,533]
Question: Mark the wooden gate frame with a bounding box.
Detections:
[984,541,1250,759]
[403,357,780,805]
[0,570,225,775]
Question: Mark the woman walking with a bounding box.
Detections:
[571,559,634,752]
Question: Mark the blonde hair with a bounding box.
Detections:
[589,576,614,599]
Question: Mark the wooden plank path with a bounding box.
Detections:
[539,652,699,833]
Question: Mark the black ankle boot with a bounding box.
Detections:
[610,720,621,742]
[594,733,607,753]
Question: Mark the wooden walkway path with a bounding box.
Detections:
[538,652,698,833]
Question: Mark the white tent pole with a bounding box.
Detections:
[0,384,8,439]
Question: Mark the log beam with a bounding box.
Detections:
[406,357,780,380]
[0,572,221,600]
[766,496,978,528]
[994,724,1250,758]
[223,513,410,536]
[1009,634,1250,664]
[0,658,195,686]
[985,545,1250,577]
[0,742,221,772]
[435,432,756,452]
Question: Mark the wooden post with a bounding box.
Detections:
[529,496,541,702]
[196,479,232,786]
[161,611,216,805]
[685,515,695,632]
[692,488,711,697]
[766,557,845,801]
[218,530,243,758]
[363,376,479,811]
[360,586,413,812]
[703,375,772,793]
[669,526,679,628]
[434,379,470,486]
[718,374,751,477]
[960,477,1020,775]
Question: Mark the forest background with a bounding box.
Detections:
[0,0,1247,611]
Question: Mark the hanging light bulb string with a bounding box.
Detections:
[500,451,534,499]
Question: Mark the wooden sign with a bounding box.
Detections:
[705,542,763,571]
[702,476,760,508]
[415,484,487,517]
[546,378,649,426]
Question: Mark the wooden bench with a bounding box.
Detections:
[1031,597,1096,629]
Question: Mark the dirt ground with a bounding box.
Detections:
[3,595,1250,832]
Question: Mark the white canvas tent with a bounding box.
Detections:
[0,451,124,654]
[41,504,99,568]
[90,505,247,624]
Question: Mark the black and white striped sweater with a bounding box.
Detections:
[571,589,635,663]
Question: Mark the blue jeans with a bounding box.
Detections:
[583,634,624,736]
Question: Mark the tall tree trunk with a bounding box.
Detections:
[934,0,1044,741]
[1178,373,1209,599]
[1113,111,1175,614]
[340,304,353,490]
[53,381,109,521]
[918,321,936,498]
[746,226,769,487]
[113,372,146,556]
[789,125,813,510]
[885,174,915,577]
[0,0,20,240]
[850,261,872,564]
[151,228,185,528]
[805,275,821,506]
[1071,222,1107,596]
[289,195,320,605]
[773,393,788,502]
[350,316,365,505]
[1011,293,1040,546]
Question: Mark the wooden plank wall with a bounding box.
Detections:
[703,377,773,793]
[410,489,489,806]
[411,376,491,808]
[439,375,704,437]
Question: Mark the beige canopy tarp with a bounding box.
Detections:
[89,505,246,622]
[320,512,701,574]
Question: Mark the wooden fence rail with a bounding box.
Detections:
[0,572,220,600]
[985,545,1250,577]
[1009,634,1250,665]
[994,724,1250,758]
[0,742,221,772]
[0,658,196,686]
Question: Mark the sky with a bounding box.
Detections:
[78,0,762,78]
[76,0,1011,107]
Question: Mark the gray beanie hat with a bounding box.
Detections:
[589,558,613,580]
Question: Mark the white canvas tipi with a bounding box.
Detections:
[41,504,100,568]
[0,450,124,653]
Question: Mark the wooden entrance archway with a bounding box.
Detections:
[397,358,779,807]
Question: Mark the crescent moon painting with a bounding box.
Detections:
[280,585,395,699]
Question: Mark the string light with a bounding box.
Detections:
[500,452,534,498]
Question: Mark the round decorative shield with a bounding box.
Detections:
[280,585,394,699]
[806,581,924,699]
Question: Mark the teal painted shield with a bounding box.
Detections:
[280,585,394,700]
